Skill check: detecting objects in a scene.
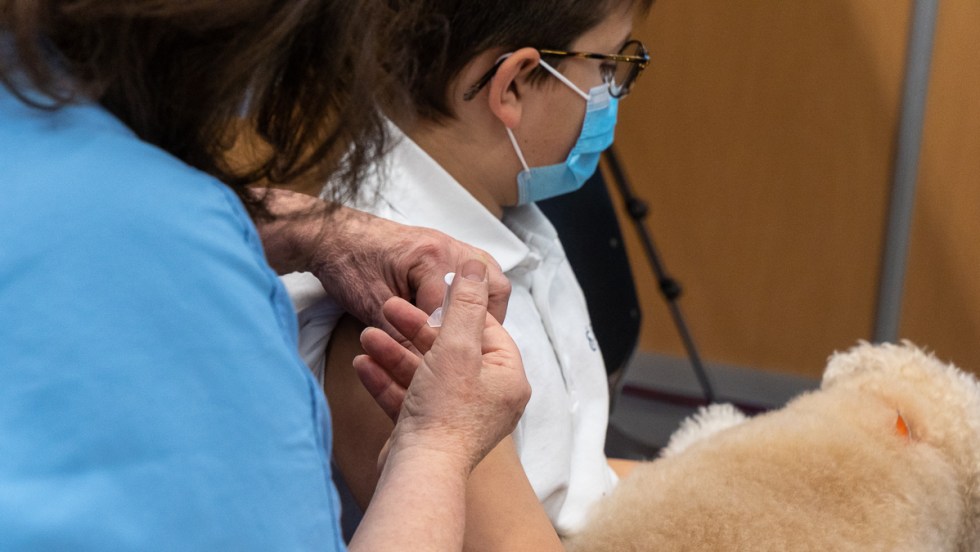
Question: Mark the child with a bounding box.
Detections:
[283,0,652,547]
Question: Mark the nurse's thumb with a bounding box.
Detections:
[435,259,489,362]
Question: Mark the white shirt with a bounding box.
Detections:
[284,129,617,535]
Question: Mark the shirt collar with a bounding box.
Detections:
[367,126,533,273]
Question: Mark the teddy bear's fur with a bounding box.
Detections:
[564,342,980,552]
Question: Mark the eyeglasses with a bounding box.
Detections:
[463,39,650,102]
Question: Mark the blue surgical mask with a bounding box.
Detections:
[507,58,619,205]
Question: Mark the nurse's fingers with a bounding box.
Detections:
[484,261,511,325]
[352,353,407,422]
[381,296,439,355]
[477,310,518,357]
[358,326,421,391]
[427,260,489,376]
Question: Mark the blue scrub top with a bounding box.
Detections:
[0,85,346,550]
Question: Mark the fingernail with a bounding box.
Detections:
[462,259,487,282]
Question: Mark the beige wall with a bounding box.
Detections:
[902,0,980,372]
[611,1,978,377]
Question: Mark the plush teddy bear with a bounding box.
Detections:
[564,342,980,551]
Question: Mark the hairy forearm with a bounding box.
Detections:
[254,187,511,329]
[251,189,408,328]
[250,187,406,291]
[251,188,339,276]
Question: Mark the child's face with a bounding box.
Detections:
[504,4,636,200]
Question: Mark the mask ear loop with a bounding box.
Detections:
[502,53,591,174]
[506,127,531,172]
[536,58,590,101]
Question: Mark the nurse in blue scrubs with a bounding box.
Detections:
[0,2,527,550]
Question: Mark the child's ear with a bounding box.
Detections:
[487,47,541,130]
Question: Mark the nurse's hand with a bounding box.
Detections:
[353,258,529,470]
[255,188,511,331]
[347,259,529,552]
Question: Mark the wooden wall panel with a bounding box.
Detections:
[611,1,913,377]
[901,0,980,372]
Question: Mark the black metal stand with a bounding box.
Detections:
[604,147,716,404]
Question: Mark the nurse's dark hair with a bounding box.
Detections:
[0,0,401,217]
[387,0,654,121]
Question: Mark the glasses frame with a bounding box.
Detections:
[462,39,650,101]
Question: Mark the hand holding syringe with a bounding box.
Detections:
[426,272,455,328]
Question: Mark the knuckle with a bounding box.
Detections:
[514,379,531,410]
[493,276,513,297]
[446,297,487,325]
[450,284,486,309]
[411,232,451,262]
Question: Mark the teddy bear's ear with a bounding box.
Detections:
[821,341,932,390]
[822,340,885,388]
